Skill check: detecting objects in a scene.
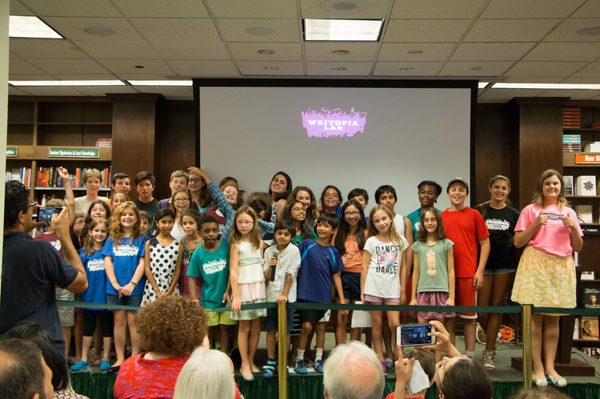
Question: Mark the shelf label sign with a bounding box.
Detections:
[48,148,100,159]
[575,154,600,165]
[6,147,17,157]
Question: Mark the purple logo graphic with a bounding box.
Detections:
[301,107,367,138]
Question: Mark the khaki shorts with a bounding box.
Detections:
[207,310,238,327]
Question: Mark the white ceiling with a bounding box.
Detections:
[9,0,600,103]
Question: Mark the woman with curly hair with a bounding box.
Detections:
[113,295,209,399]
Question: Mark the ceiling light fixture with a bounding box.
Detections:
[257,49,275,55]
[578,26,600,36]
[398,67,414,72]
[330,67,347,71]
[407,49,423,54]
[134,65,145,69]
[263,66,280,71]
[304,19,383,41]
[478,82,490,89]
[331,49,350,55]
[9,16,62,39]
[331,1,358,11]
[9,80,125,87]
[493,83,600,90]
[127,80,192,86]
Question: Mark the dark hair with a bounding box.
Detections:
[440,358,492,399]
[248,197,272,221]
[111,172,130,186]
[169,188,197,214]
[268,171,293,201]
[274,219,296,237]
[417,207,446,242]
[375,185,397,203]
[3,322,69,391]
[219,176,238,187]
[134,170,156,186]
[476,175,513,218]
[155,207,176,224]
[407,349,435,381]
[283,199,313,240]
[4,181,30,228]
[0,338,46,399]
[417,180,442,197]
[182,208,201,229]
[86,199,112,222]
[320,185,343,208]
[334,199,367,255]
[198,214,218,229]
[315,213,339,231]
[347,188,369,203]
[289,186,318,224]
[138,210,150,222]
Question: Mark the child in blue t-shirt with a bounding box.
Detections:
[102,201,147,368]
[187,215,236,355]
[262,220,301,378]
[71,218,113,372]
[294,214,347,375]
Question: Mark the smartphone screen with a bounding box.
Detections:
[397,324,435,347]
[37,207,63,223]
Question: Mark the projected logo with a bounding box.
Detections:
[301,107,367,138]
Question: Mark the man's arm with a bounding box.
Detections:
[52,207,87,292]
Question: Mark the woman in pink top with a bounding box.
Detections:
[512,169,583,388]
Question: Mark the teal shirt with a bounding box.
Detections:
[407,207,441,238]
[187,243,230,309]
[412,239,454,293]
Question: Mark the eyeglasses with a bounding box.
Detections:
[291,208,306,212]
[28,201,38,209]
[188,178,201,183]
[344,211,360,216]
[324,193,339,199]
[434,357,450,394]
[174,198,190,203]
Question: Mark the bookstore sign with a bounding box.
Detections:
[6,147,17,157]
[575,154,600,165]
[49,148,100,159]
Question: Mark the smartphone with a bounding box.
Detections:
[397,324,435,347]
[37,207,63,223]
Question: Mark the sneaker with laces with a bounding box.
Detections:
[70,360,89,372]
[294,359,308,374]
[314,359,324,373]
[482,350,495,371]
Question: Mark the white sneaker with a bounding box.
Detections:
[482,350,495,371]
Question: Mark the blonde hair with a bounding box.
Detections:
[532,169,568,208]
[368,205,402,245]
[230,206,261,249]
[173,348,235,399]
[109,201,141,245]
[82,168,102,184]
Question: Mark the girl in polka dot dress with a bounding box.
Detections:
[141,208,184,306]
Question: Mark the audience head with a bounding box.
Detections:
[137,296,208,356]
[111,172,131,193]
[247,191,273,221]
[323,341,384,399]
[110,190,129,210]
[138,210,150,233]
[417,180,442,207]
[134,171,156,202]
[434,356,492,399]
[320,185,343,211]
[173,348,236,399]
[533,169,566,207]
[4,180,32,229]
[268,171,293,201]
[347,188,369,209]
[3,322,69,392]
[407,348,435,383]
[82,168,102,190]
[0,338,53,399]
[169,170,189,194]
[511,387,572,399]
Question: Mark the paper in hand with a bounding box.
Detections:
[407,360,430,395]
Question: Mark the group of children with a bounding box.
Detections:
[40,166,510,382]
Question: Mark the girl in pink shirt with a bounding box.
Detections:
[511,169,583,388]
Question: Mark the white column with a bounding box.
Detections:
[0,2,10,297]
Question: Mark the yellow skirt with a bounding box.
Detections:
[511,246,576,309]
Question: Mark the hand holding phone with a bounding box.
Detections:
[37,207,63,223]
[396,324,436,347]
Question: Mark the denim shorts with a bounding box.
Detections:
[106,295,142,311]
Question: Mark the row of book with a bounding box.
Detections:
[564,175,599,196]
[35,166,111,188]
[563,134,581,152]
[95,138,112,147]
[563,107,581,129]
[6,167,32,187]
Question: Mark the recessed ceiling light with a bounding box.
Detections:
[127,80,192,87]
[134,65,145,69]
[84,26,115,36]
[246,26,276,36]
[478,82,489,89]
[304,19,384,41]
[257,49,275,55]
[471,66,483,71]
[407,49,423,54]
[263,66,280,71]
[578,26,600,36]
[9,16,62,39]
[398,67,414,72]
[493,82,600,90]
[331,49,350,55]
[9,80,124,87]
[331,67,347,71]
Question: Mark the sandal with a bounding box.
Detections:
[262,359,277,378]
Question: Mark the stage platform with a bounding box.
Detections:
[71,339,600,399]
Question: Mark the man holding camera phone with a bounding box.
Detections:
[0,181,88,357]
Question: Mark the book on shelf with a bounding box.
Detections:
[563,134,582,152]
[581,271,596,280]
[585,142,600,152]
[575,175,596,196]
[35,166,111,189]
[580,316,599,341]
[575,205,593,224]
[5,167,32,187]
[564,175,574,196]
[563,108,581,128]
[574,317,580,340]
[95,138,112,147]
[584,287,600,309]
[583,347,600,358]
